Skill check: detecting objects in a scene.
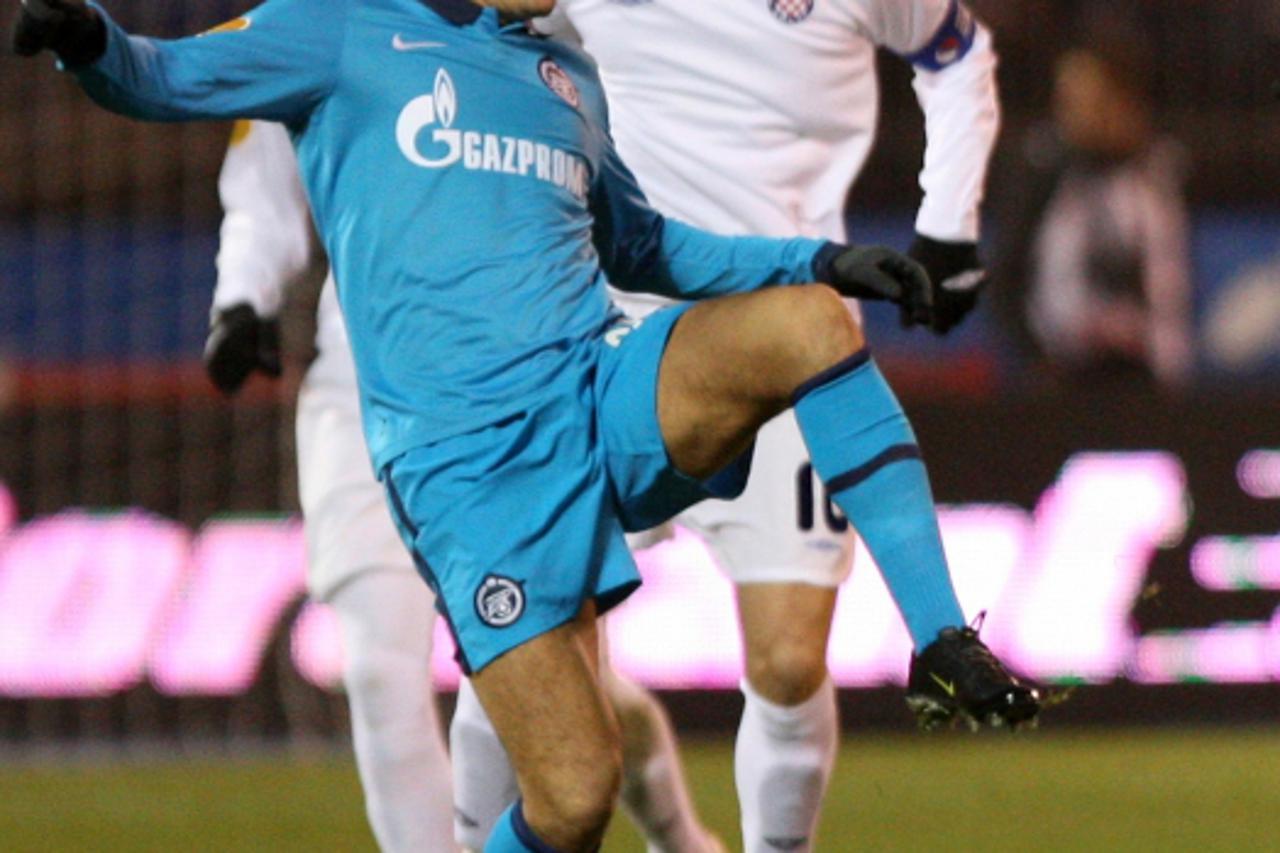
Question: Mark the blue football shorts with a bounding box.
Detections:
[381,304,752,673]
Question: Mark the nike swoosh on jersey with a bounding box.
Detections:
[392,33,447,51]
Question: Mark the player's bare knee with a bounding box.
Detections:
[777,284,864,378]
[746,639,830,707]
[341,648,408,724]
[539,753,621,840]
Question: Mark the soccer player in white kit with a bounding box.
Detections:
[488,1,996,850]
[206,118,722,853]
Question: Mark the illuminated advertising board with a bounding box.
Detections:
[0,446,1275,698]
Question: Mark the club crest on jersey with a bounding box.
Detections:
[769,0,814,24]
[475,575,525,628]
[539,58,581,109]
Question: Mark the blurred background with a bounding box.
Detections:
[1,0,1278,849]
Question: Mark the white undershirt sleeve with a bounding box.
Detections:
[862,0,1000,242]
[212,120,315,319]
[909,23,1000,242]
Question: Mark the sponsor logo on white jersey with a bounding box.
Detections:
[768,0,814,24]
[395,68,589,200]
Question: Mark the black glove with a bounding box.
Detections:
[11,0,105,63]
[204,303,283,395]
[907,235,987,335]
[814,242,934,326]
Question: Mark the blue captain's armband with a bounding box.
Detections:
[904,0,977,72]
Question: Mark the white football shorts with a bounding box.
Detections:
[670,409,855,587]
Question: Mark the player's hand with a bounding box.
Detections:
[11,0,104,64]
[204,303,282,395]
[818,243,933,326]
[907,235,987,335]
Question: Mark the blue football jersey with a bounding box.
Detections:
[77,0,827,468]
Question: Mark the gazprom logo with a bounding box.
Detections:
[434,67,457,127]
[396,69,459,169]
[395,68,589,200]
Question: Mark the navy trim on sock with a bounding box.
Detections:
[827,443,922,494]
[511,799,563,853]
[791,348,872,406]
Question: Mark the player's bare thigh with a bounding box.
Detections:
[656,284,864,479]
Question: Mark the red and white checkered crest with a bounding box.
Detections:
[769,0,814,24]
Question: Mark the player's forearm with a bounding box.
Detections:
[911,24,999,242]
[70,2,334,124]
[622,218,828,300]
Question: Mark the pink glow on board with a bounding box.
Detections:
[1236,449,1280,499]
[0,483,15,538]
[607,527,742,689]
[2,449,1278,698]
[1190,536,1280,591]
[1131,623,1274,684]
[290,602,344,688]
[149,519,306,695]
[998,453,1188,681]
[0,512,188,697]
[290,600,462,690]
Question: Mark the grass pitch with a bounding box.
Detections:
[1,729,1277,851]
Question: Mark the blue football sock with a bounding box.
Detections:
[792,350,965,649]
[485,800,563,853]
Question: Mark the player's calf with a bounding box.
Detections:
[469,609,622,852]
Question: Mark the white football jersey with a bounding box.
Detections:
[540,0,998,244]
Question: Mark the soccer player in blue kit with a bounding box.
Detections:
[14,0,1039,849]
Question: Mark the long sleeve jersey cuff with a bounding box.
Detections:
[811,241,845,285]
[651,223,829,298]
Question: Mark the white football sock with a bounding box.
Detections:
[606,670,717,853]
[450,678,519,851]
[332,571,456,853]
[735,677,837,853]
